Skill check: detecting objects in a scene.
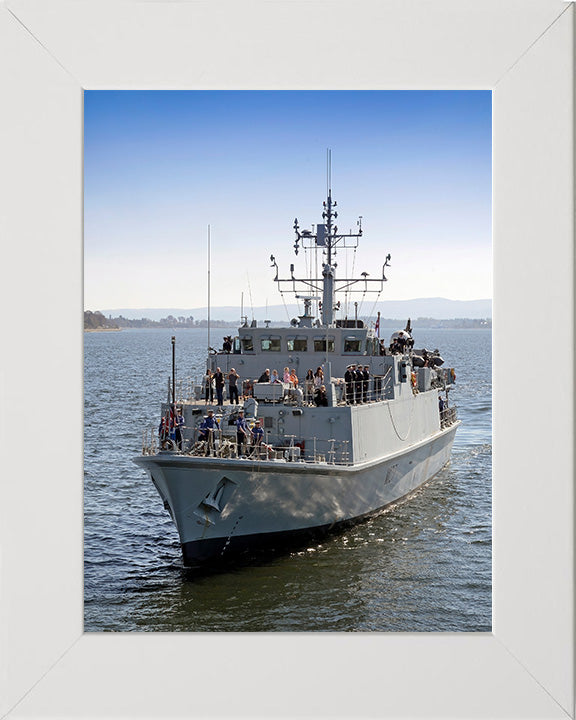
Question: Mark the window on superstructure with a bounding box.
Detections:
[344,337,361,353]
[313,337,335,353]
[261,336,281,352]
[287,336,308,352]
[241,336,254,352]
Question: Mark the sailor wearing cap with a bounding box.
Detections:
[199,409,219,455]
[344,364,355,404]
[354,364,364,404]
[173,406,184,449]
[236,409,249,457]
[251,417,264,443]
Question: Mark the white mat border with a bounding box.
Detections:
[0,1,573,718]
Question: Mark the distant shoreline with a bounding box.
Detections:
[84,309,491,332]
[84,327,121,332]
[84,324,492,332]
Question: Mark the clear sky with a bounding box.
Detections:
[84,90,491,312]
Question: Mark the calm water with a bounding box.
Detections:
[84,327,491,632]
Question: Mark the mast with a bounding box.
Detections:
[322,150,336,326]
[271,153,391,331]
[171,335,176,404]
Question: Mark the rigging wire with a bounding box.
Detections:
[246,272,255,322]
[344,246,349,318]
[357,289,367,320]
[280,288,292,323]
[349,247,358,319]
[314,243,319,319]
[367,289,382,328]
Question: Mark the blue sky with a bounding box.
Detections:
[84,90,491,312]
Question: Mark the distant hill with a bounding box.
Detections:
[101,297,492,323]
[84,311,119,331]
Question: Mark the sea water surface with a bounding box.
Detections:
[84,327,491,632]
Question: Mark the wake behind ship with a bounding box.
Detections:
[134,179,459,568]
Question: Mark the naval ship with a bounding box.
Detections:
[134,183,459,568]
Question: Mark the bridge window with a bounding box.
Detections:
[241,336,254,352]
[344,337,361,353]
[313,336,335,352]
[261,336,281,352]
[287,336,308,352]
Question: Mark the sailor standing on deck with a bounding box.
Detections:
[251,418,264,457]
[214,367,225,406]
[228,368,240,405]
[203,368,214,404]
[354,365,363,404]
[235,409,249,457]
[173,405,184,450]
[199,409,219,456]
[344,365,355,404]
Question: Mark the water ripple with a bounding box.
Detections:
[85,327,491,632]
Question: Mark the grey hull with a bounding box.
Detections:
[135,422,459,567]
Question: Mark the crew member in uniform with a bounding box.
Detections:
[235,409,249,456]
[344,365,354,404]
[173,405,184,450]
[354,365,363,404]
[199,409,219,456]
[251,418,264,457]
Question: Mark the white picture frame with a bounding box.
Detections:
[0,1,573,717]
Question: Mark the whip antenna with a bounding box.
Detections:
[207,224,211,359]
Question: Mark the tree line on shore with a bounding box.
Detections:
[84,311,239,330]
[84,310,491,331]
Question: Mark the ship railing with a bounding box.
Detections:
[175,368,399,408]
[333,367,394,406]
[440,406,458,428]
[274,435,352,465]
[173,365,456,408]
[142,425,353,465]
[142,427,158,455]
[304,437,351,465]
[175,377,199,403]
[173,368,402,407]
